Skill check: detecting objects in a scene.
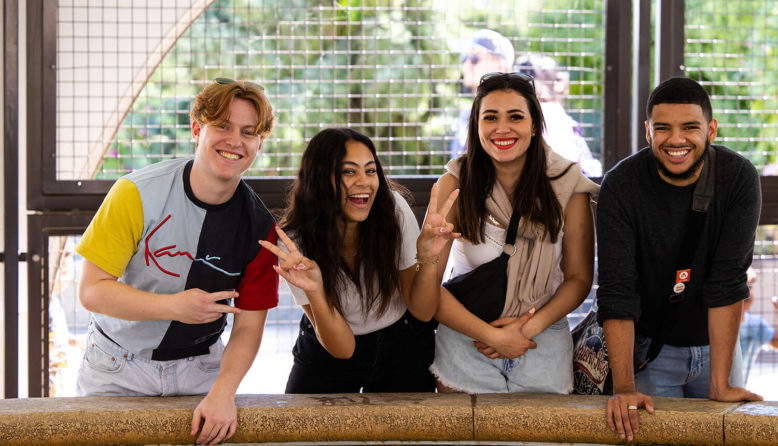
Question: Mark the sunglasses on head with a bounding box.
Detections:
[479,72,535,90]
[213,77,265,91]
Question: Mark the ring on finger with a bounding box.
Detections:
[628,405,638,410]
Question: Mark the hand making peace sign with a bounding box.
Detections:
[259,227,324,293]
[416,183,460,262]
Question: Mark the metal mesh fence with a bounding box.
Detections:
[55,0,605,180]
[684,0,778,172]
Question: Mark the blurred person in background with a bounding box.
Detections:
[450,29,515,158]
[739,267,778,384]
[515,53,602,177]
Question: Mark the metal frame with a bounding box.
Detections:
[634,0,652,152]
[27,0,106,211]
[603,0,634,167]
[4,0,19,399]
[656,0,686,81]
[26,212,95,397]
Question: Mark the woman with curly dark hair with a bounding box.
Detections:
[260,127,458,393]
[428,72,599,394]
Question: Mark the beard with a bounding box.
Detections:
[653,139,709,182]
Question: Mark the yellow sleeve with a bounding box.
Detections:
[76,178,144,278]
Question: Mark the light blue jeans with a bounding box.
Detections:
[76,321,223,396]
[634,335,744,398]
[430,317,574,394]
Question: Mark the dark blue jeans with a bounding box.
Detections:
[285,311,436,393]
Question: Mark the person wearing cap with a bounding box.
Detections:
[75,78,279,445]
[739,267,778,383]
[596,77,762,442]
[449,29,515,158]
[515,53,602,177]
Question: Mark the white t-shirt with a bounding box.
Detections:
[280,190,420,335]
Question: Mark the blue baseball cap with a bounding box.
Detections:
[461,29,515,67]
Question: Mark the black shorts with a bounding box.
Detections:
[285,311,436,393]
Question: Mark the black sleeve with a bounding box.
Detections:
[702,159,761,307]
[595,173,642,324]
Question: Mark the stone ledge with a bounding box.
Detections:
[724,400,778,446]
[475,393,739,445]
[0,393,775,445]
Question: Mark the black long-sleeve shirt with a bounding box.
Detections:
[596,145,760,347]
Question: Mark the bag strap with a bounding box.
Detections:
[504,208,521,244]
[639,147,717,370]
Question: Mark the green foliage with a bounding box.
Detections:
[101,0,606,179]
[684,0,778,168]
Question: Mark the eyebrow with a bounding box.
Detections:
[216,119,258,129]
[481,108,524,114]
[341,160,376,167]
[652,120,702,127]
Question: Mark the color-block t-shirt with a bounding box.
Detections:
[77,159,278,360]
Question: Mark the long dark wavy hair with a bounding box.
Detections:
[281,128,404,317]
[457,73,564,244]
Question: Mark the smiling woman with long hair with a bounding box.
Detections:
[260,127,459,393]
[428,73,599,394]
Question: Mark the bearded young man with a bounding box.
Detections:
[595,77,763,441]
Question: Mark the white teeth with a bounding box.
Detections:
[349,193,369,198]
[493,139,517,146]
[218,151,240,160]
[668,150,689,156]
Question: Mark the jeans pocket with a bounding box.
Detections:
[635,334,652,353]
[633,334,652,371]
[84,332,126,374]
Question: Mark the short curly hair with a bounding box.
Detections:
[646,77,713,122]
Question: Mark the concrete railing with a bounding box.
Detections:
[1,393,776,445]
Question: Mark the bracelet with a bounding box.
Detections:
[415,253,440,271]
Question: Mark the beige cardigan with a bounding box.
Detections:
[445,148,599,317]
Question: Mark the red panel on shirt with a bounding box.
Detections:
[235,224,279,310]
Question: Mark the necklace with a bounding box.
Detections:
[487,214,503,227]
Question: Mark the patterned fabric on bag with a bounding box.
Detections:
[571,310,612,395]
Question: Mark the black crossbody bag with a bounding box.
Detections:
[441,209,520,322]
